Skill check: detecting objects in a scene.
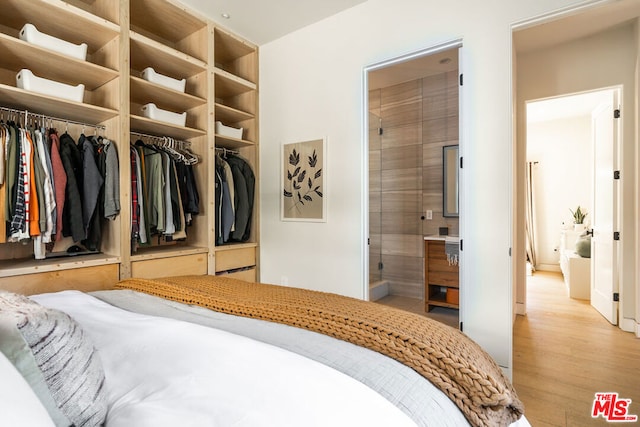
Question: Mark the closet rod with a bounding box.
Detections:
[0,106,106,130]
[215,147,239,155]
[130,130,190,146]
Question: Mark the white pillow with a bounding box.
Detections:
[0,290,108,427]
[0,350,55,427]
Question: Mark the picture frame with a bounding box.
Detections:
[281,137,327,222]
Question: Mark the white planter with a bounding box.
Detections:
[573,223,586,233]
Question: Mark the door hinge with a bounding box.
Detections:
[459,321,463,332]
[459,73,463,86]
[367,238,370,245]
[613,292,619,302]
[614,231,620,241]
[459,156,463,169]
[508,247,512,256]
[614,109,621,119]
[614,170,620,180]
[378,262,384,270]
[378,127,383,135]
[460,239,463,251]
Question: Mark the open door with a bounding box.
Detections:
[590,90,620,325]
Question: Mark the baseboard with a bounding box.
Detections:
[619,317,635,333]
[636,322,640,338]
[515,302,526,316]
[536,263,561,273]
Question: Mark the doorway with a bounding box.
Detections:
[525,88,619,322]
[513,1,638,332]
[364,42,461,328]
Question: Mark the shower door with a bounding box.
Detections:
[368,112,383,285]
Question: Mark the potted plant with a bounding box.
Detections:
[570,206,587,232]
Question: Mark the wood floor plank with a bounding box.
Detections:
[514,271,640,426]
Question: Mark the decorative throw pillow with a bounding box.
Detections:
[575,234,591,258]
[0,291,108,427]
[0,350,55,426]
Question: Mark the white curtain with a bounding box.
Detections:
[525,162,537,271]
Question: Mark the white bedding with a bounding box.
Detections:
[32,291,418,427]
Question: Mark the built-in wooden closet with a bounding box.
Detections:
[0,0,259,293]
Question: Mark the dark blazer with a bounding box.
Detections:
[59,132,85,242]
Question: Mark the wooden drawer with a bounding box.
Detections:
[0,264,119,295]
[220,267,256,282]
[429,271,459,287]
[131,253,207,279]
[215,247,256,273]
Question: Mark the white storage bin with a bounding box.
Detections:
[215,121,243,139]
[16,69,85,103]
[19,24,87,61]
[141,103,187,127]
[141,67,186,93]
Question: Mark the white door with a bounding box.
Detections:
[590,92,619,325]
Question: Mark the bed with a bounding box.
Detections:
[0,275,529,427]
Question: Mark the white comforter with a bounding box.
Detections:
[32,291,418,427]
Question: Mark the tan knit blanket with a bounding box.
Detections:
[115,275,524,427]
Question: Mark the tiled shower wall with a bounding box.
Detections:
[369,70,459,299]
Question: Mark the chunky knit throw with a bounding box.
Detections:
[116,275,524,427]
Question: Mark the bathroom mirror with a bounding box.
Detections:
[443,145,459,217]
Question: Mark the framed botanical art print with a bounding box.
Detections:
[281,137,326,222]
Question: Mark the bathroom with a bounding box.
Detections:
[367,46,460,325]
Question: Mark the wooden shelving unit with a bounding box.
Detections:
[211,26,259,281]
[424,239,459,311]
[0,0,260,290]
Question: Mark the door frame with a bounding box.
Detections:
[511,1,638,336]
[361,39,463,308]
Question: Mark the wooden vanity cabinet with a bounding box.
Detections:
[424,239,459,311]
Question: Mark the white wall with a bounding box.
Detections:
[258,0,598,373]
[527,115,592,269]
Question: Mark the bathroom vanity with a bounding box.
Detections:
[424,236,459,312]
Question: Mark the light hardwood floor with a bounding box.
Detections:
[514,271,639,426]
[378,272,639,426]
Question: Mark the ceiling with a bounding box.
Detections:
[513,0,640,53]
[175,0,368,45]
[173,1,640,94]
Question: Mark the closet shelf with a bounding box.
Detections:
[214,242,258,252]
[215,103,254,124]
[130,245,209,262]
[0,34,119,90]
[215,134,255,149]
[0,253,121,278]
[130,77,206,111]
[0,84,119,123]
[130,32,207,77]
[214,68,257,95]
[214,28,256,64]
[130,0,207,61]
[1,0,120,51]
[130,114,206,140]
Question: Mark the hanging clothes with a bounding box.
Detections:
[48,129,67,242]
[59,132,85,243]
[102,139,120,220]
[129,137,199,251]
[1,109,119,257]
[226,154,255,242]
